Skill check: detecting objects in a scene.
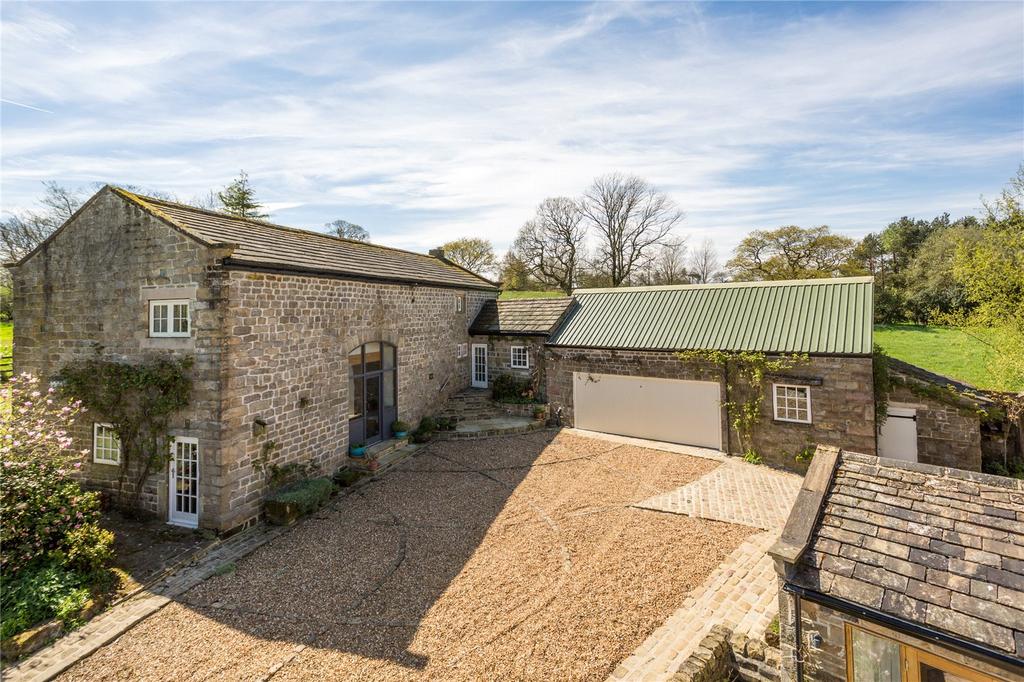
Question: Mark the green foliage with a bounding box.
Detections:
[742,450,763,465]
[0,564,91,639]
[217,170,268,219]
[266,478,335,516]
[391,420,410,433]
[59,355,193,510]
[434,416,456,431]
[872,346,891,426]
[59,525,115,576]
[213,562,236,577]
[411,416,437,443]
[727,225,859,281]
[264,460,316,491]
[332,468,363,487]
[498,289,567,300]
[678,349,808,456]
[492,374,536,403]
[440,237,496,276]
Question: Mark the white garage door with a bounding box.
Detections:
[573,372,722,449]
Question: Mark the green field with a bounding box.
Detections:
[498,290,567,300]
[0,322,11,380]
[873,324,1016,391]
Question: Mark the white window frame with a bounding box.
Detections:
[773,383,812,424]
[93,422,121,465]
[457,343,468,359]
[455,294,465,313]
[149,299,191,338]
[510,346,529,369]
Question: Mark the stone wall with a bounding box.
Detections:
[546,348,876,470]
[886,383,983,471]
[9,189,228,525]
[218,270,494,531]
[469,334,547,396]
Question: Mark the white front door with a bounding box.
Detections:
[169,437,199,528]
[471,344,488,388]
[878,405,918,462]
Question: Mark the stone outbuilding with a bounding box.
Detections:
[770,446,1024,682]
[7,186,498,533]
[467,296,572,397]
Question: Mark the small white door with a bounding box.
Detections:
[573,372,722,449]
[878,406,918,462]
[169,437,199,528]
[471,344,488,388]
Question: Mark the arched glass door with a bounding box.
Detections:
[348,342,397,445]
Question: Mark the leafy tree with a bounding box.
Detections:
[326,219,369,242]
[581,173,682,286]
[727,225,858,281]
[497,251,539,291]
[902,218,981,323]
[440,237,496,276]
[511,197,587,294]
[946,167,1024,398]
[217,171,268,219]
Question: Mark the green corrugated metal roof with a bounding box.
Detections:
[548,277,874,355]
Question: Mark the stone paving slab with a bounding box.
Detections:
[633,459,803,530]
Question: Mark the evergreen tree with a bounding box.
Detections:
[217,171,268,219]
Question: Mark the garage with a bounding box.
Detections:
[573,372,722,449]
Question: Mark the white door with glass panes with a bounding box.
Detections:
[472,344,488,388]
[169,437,199,528]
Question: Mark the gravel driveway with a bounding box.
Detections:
[60,431,754,682]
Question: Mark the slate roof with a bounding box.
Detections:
[776,449,1024,661]
[548,277,874,355]
[469,297,574,336]
[111,188,497,291]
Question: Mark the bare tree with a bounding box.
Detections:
[649,236,689,285]
[326,219,370,242]
[511,197,587,294]
[581,173,682,286]
[689,238,724,283]
[1,182,87,263]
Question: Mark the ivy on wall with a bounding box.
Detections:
[59,354,193,513]
[676,349,809,460]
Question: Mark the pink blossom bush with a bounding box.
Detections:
[0,373,110,578]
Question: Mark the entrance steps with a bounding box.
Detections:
[436,388,550,440]
[348,437,414,473]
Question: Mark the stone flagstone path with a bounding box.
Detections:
[612,458,803,681]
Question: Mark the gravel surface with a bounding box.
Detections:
[60,431,754,682]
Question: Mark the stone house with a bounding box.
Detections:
[769,445,1024,681]
[7,186,497,533]
[467,297,572,397]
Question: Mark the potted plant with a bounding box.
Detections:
[532,406,546,421]
[392,420,410,438]
[349,441,367,458]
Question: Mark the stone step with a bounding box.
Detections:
[348,438,411,472]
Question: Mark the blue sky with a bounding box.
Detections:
[2,1,1022,257]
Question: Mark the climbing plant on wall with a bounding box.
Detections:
[59,354,193,513]
[676,349,809,460]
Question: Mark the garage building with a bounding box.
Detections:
[543,278,878,471]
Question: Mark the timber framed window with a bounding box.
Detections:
[773,383,811,423]
[510,346,529,369]
[149,299,191,337]
[845,624,998,681]
[93,423,121,464]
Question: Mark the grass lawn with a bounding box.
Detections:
[873,324,1018,391]
[0,321,11,379]
[499,290,567,300]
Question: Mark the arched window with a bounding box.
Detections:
[348,342,397,445]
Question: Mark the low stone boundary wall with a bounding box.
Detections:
[670,626,783,682]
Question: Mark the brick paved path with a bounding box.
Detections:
[633,459,803,530]
[611,458,803,681]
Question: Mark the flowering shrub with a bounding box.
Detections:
[0,374,115,638]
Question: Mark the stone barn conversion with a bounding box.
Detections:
[8,186,497,533]
[8,185,1004,535]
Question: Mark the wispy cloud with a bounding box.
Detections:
[2,1,1021,256]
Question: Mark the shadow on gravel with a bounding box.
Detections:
[174,430,560,671]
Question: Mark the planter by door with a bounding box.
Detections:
[472,344,488,388]
[169,436,199,528]
[349,342,398,446]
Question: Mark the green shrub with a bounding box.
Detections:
[267,478,336,516]
[742,450,763,465]
[0,564,91,639]
[332,468,363,487]
[391,420,410,433]
[492,374,535,402]
[60,525,115,576]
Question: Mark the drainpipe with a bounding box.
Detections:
[793,592,805,682]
